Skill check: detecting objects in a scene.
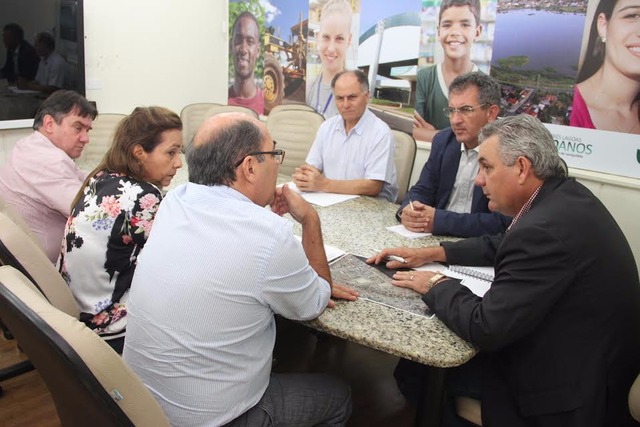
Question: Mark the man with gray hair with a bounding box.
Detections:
[0,90,96,262]
[123,113,355,426]
[397,72,510,237]
[372,114,640,426]
[293,69,398,202]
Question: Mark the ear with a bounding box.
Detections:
[516,156,533,184]
[41,114,56,134]
[132,144,146,162]
[487,104,500,121]
[474,25,482,41]
[347,32,352,47]
[596,13,608,41]
[238,156,258,184]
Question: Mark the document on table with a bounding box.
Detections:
[442,265,494,297]
[8,86,40,94]
[331,254,434,318]
[294,235,345,263]
[279,182,359,207]
[386,224,432,238]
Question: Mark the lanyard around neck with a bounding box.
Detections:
[316,73,333,115]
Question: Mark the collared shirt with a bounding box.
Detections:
[35,51,67,88]
[445,144,479,214]
[122,183,331,426]
[507,183,543,231]
[306,108,398,202]
[0,131,86,262]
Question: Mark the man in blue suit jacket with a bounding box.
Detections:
[397,73,510,237]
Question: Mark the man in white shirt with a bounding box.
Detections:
[0,90,96,262]
[18,32,68,94]
[293,69,398,202]
[123,113,356,426]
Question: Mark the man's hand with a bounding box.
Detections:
[390,270,444,295]
[366,246,445,269]
[270,184,315,224]
[413,110,436,131]
[292,164,327,192]
[400,200,435,233]
[326,282,359,308]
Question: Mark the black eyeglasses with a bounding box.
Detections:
[443,103,488,117]
[234,149,286,168]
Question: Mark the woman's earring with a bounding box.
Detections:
[601,37,606,43]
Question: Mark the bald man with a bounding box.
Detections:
[123,113,356,426]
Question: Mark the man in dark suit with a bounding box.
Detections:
[397,72,510,237]
[1,23,39,83]
[374,114,640,426]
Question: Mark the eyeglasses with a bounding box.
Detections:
[234,149,286,168]
[443,103,488,117]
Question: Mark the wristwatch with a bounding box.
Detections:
[428,273,447,289]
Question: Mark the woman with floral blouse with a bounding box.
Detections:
[59,106,183,353]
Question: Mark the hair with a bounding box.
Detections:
[3,23,24,41]
[479,115,567,180]
[576,0,617,83]
[320,0,352,27]
[35,32,55,51]
[71,106,182,208]
[232,11,260,37]
[187,117,264,186]
[32,90,98,130]
[449,72,501,113]
[439,0,482,27]
[331,69,369,93]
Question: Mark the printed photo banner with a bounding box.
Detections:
[226,0,640,179]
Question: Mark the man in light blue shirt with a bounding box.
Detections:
[293,69,398,202]
[123,113,355,426]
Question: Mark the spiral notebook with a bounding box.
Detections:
[443,265,494,297]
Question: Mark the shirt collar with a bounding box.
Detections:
[337,109,370,136]
[507,183,543,231]
[459,143,479,154]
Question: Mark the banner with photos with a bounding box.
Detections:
[227,0,640,179]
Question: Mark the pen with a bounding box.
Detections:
[409,197,415,211]
[372,248,407,264]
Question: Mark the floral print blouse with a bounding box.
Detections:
[59,170,162,339]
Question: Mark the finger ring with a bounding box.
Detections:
[410,275,414,281]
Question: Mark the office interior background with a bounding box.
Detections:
[0,0,638,272]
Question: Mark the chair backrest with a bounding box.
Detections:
[0,193,37,244]
[630,373,640,422]
[180,103,222,150]
[181,103,260,152]
[76,113,127,170]
[0,266,169,427]
[0,210,78,318]
[205,104,260,119]
[269,103,315,115]
[266,109,325,177]
[391,129,417,203]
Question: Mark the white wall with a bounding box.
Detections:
[83,0,228,115]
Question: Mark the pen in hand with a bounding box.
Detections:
[409,197,415,211]
[372,248,407,264]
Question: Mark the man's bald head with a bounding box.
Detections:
[187,113,268,186]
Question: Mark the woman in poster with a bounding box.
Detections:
[306,0,352,118]
[570,0,640,134]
